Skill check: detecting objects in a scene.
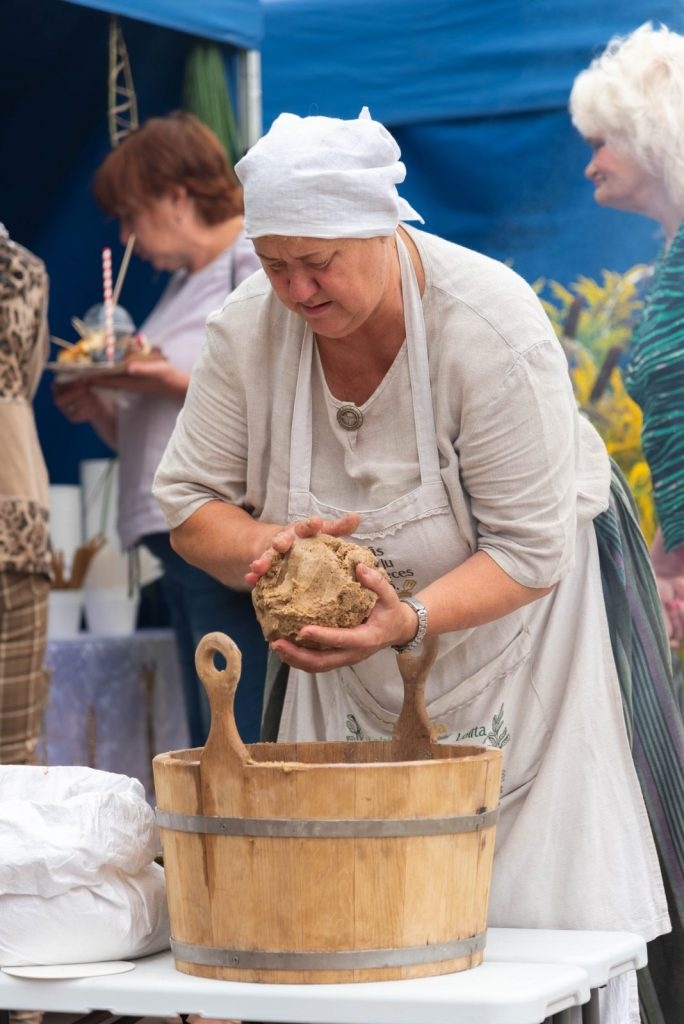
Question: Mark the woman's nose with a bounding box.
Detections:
[288,269,317,302]
[584,156,596,180]
[119,223,132,246]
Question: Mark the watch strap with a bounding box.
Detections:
[391,597,428,653]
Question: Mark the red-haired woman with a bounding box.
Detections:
[53,112,267,746]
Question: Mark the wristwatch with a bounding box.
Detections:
[391,597,428,653]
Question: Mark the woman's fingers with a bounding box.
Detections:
[665,598,684,646]
[53,392,84,421]
[245,513,364,588]
[655,572,684,646]
[244,566,269,587]
[246,526,297,583]
[52,380,96,420]
[317,511,362,536]
[287,512,361,540]
[270,590,405,670]
[288,566,400,655]
[354,561,393,597]
[269,633,379,672]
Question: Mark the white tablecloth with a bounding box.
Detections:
[39,629,190,800]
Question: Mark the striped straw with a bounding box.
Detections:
[102,246,115,364]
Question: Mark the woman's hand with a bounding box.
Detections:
[95,356,189,398]
[650,528,684,577]
[246,511,420,671]
[267,561,417,671]
[245,512,362,586]
[650,529,684,646]
[52,379,118,448]
[655,573,684,647]
[52,379,112,424]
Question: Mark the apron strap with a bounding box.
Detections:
[288,231,442,506]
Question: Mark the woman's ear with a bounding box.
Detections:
[169,185,190,217]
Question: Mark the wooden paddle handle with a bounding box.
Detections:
[392,635,440,759]
[196,631,251,770]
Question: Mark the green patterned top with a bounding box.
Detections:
[625,221,684,551]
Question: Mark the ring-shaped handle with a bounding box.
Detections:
[196,632,251,774]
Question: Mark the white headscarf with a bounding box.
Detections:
[235,107,424,239]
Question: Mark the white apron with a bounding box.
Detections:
[274,237,668,939]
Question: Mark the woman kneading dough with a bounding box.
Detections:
[153,107,669,1023]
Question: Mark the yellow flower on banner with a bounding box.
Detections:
[536,265,657,544]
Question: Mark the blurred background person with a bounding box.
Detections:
[0,223,51,768]
[571,23,684,1023]
[1,220,51,1024]
[52,111,267,747]
[571,22,684,647]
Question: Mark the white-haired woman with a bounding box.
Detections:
[570,22,684,642]
[571,25,684,1024]
[154,108,669,1023]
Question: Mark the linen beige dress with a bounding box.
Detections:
[154,226,669,947]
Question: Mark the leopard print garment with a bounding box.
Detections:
[0,231,47,398]
[0,227,51,576]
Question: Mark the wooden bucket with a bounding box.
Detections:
[153,631,503,984]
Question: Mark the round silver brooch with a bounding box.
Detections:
[336,404,364,431]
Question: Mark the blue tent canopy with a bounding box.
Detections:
[260,0,684,285]
[62,0,263,49]
[262,0,635,125]
[260,0,684,123]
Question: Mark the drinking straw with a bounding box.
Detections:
[112,234,135,308]
[102,246,115,364]
[51,336,76,351]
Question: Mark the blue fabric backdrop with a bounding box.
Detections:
[260,0,684,283]
[3,0,684,483]
[64,0,262,48]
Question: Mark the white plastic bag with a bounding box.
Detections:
[0,765,170,966]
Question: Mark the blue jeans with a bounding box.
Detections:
[141,533,268,746]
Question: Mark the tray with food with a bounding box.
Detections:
[46,330,164,376]
[47,242,164,377]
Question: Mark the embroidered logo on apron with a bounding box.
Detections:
[346,702,511,750]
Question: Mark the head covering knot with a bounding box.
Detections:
[235,107,424,239]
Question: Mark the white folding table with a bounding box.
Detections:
[485,929,647,1024]
[0,949,589,1024]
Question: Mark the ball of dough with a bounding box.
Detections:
[252,534,381,648]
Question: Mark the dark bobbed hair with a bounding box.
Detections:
[92,110,243,224]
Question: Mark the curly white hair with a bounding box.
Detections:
[569,22,684,207]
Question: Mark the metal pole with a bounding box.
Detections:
[581,987,602,1024]
[238,49,262,150]
[551,1009,575,1024]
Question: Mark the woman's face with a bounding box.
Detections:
[117,193,190,272]
[254,235,396,338]
[584,139,658,215]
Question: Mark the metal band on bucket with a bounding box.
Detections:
[171,933,486,970]
[156,807,498,837]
